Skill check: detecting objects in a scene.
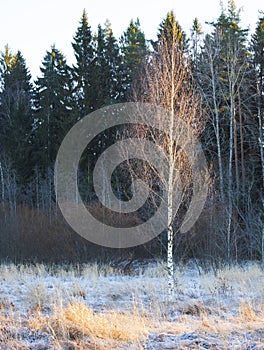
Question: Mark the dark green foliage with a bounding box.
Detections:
[0,5,264,263]
[120,19,146,99]
[191,18,203,65]
[94,21,124,109]
[157,11,186,51]
[0,47,35,183]
[34,46,74,171]
[72,10,96,117]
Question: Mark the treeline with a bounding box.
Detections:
[0,1,263,264]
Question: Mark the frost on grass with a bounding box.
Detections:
[0,261,264,349]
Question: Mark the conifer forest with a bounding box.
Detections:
[0,2,263,266]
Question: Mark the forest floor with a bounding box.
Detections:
[0,260,264,349]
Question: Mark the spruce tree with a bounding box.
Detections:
[120,19,146,100]
[93,24,108,109]
[0,48,35,184]
[104,20,124,104]
[72,10,95,117]
[157,11,186,51]
[34,46,74,172]
[94,21,123,109]
[191,18,203,66]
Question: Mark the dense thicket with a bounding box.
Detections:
[0,3,263,264]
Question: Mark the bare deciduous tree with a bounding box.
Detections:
[129,15,207,296]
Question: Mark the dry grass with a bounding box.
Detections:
[30,301,150,343]
[153,302,264,338]
[0,312,26,350]
[1,261,264,349]
[27,297,264,348]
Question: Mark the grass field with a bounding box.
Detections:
[0,260,264,349]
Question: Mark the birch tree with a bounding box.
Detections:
[196,1,254,262]
[132,12,206,296]
[196,33,225,203]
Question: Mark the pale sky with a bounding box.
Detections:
[0,0,262,79]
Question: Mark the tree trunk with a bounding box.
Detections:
[227,76,235,264]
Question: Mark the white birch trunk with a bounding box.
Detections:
[210,59,224,203]
[167,48,176,298]
[257,80,264,264]
[227,73,235,264]
[0,161,4,207]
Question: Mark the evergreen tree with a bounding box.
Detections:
[120,19,146,99]
[0,47,35,183]
[93,24,108,109]
[72,10,95,117]
[191,17,203,66]
[34,46,74,171]
[94,21,123,109]
[157,11,186,51]
[104,21,124,104]
[83,21,124,185]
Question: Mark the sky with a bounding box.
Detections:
[0,0,263,79]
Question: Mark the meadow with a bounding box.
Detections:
[0,260,264,349]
